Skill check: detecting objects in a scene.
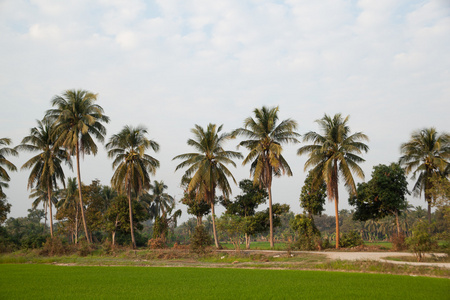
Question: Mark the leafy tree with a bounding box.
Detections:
[217,214,246,251]
[104,195,148,246]
[0,137,18,198]
[399,128,450,223]
[299,170,327,218]
[0,194,11,225]
[220,179,268,248]
[349,163,409,236]
[298,113,369,248]
[174,124,242,248]
[46,89,110,243]
[406,220,436,261]
[5,209,47,249]
[106,125,159,249]
[179,176,211,226]
[17,119,71,237]
[290,214,321,250]
[233,106,300,248]
[55,178,80,243]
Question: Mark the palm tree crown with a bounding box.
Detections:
[141,180,175,219]
[297,113,369,248]
[174,123,242,248]
[399,128,450,222]
[232,106,300,248]
[0,138,18,198]
[106,125,160,248]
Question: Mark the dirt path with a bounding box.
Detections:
[218,250,450,269]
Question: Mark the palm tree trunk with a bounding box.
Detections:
[334,185,340,249]
[75,206,79,244]
[427,200,432,224]
[211,202,219,248]
[128,186,136,249]
[47,185,54,238]
[268,185,274,249]
[43,201,48,234]
[395,211,401,236]
[75,143,90,243]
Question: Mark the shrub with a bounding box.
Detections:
[77,240,95,257]
[148,238,166,249]
[290,214,321,250]
[40,237,69,256]
[190,225,212,254]
[390,232,407,251]
[406,221,437,261]
[339,231,363,248]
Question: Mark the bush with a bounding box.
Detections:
[339,231,363,248]
[76,240,96,257]
[40,237,69,256]
[390,232,407,251]
[190,225,212,254]
[148,238,166,249]
[290,215,321,250]
[406,221,437,261]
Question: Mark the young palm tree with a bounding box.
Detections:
[232,106,300,248]
[174,124,242,248]
[29,187,58,232]
[106,125,160,249]
[141,180,175,220]
[56,177,80,243]
[297,113,369,248]
[17,119,71,237]
[46,89,109,243]
[399,128,450,223]
[0,138,18,198]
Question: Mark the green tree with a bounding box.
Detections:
[17,119,71,237]
[28,187,58,233]
[55,178,80,243]
[0,194,11,225]
[141,181,175,220]
[0,138,18,198]
[46,89,109,243]
[297,113,369,248]
[179,176,211,226]
[220,179,268,248]
[349,163,409,236]
[174,124,242,248]
[299,170,327,218]
[233,106,300,248]
[106,125,159,248]
[399,128,450,223]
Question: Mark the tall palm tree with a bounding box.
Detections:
[106,125,159,249]
[399,128,450,223]
[232,106,299,248]
[174,124,242,248]
[297,113,369,248]
[46,89,109,243]
[17,119,71,237]
[141,180,175,220]
[0,138,18,198]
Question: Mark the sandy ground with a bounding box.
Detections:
[219,250,450,269]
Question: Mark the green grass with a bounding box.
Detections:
[1,264,448,299]
[220,241,287,250]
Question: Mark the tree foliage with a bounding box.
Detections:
[299,170,326,217]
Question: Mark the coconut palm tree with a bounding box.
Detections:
[399,128,450,223]
[0,138,18,198]
[29,187,58,232]
[297,113,369,248]
[232,106,300,248]
[141,180,175,220]
[46,89,109,243]
[174,124,242,248]
[17,119,71,237]
[106,125,159,249]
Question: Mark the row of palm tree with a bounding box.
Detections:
[1,88,449,250]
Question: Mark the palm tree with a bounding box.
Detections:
[141,181,175,220]
[174,124,242,248]
[0,138,18,198]
[399,128,450,223]
[46,89,109,243]
[29,187,58,232]
[297,113,369,248]
[232,106,299,248]
[106,125,159,249]
[17,119,71,237]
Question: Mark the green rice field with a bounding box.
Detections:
[1,264,448,299]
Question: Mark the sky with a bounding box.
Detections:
[1,0,449,223]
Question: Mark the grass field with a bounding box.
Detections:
[1,264,448,299]
[220,241,394,250]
